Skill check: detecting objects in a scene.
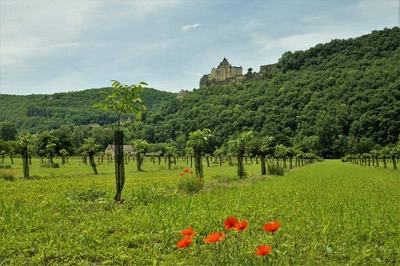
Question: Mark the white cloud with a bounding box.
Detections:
[182,23,201,31]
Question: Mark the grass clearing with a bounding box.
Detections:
[0,158,399,265]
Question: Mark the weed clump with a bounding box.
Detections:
[0,170,17,181]
[177,168,203,194]
[267,164,284,176]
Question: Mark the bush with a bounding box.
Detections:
[66,187,107,202]
[178,177,204,194]
[41,162,60,168]
[267,164,284,176]
[1,170,17,181]
[0,164,11,169]
[177,169,203,194]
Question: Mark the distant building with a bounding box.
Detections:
[260,64,276,72]
[88,123,101,127]
[200,58,244,88]
[177,89,189,98]
[105,144,136,156]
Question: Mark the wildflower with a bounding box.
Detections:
[179,173,184,176]
[183,168,189,173]
[263,221,280,233]
[224,217,239,230]
[189,171,194,174]
[177,237,192,248]
[254,245,272,256]
[235,220,248,231]
[198,178,203,182]
[204,232,225,243]
[180,227,197,237]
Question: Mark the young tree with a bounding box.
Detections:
[228,131,254,179]
[93,80,147,202]
[130,139,149,171]
[81,137,101,174]
[186,129,211,179]
[18,134,34,178]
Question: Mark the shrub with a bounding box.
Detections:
[1,170,17,181]
[67,187,107,202]
[177,169,203,194]
[267,164,284,176]
[41,162,60,168]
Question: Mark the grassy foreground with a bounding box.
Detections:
[0,159,399,265]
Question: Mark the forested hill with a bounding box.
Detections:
[0,87,177,132]
[126,27,399,158]
[1,27,399,158]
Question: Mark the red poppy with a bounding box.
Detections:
[179,173,184,176]
[176,237,192,248]
[254,245,272,256]
[189,171,194,174]
[235,220,248,231]
[203,232,225,243]
[263,221,280,233]
[224,217,239,230]
[180,227,197,237]
[198,178,203,182]
[183,168,189,173]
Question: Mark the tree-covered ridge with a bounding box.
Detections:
[127,27,400,158]
[0,87,177,132]
[1,27,399,158]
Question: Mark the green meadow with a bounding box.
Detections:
[0,158,399,265]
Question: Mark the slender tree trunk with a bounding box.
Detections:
[392,156,397,170]
[89,151,98,174]
[114,131,125,202]
[136,152,141,171]
[260,155,266,175]
[168,156,172,170]
[22,146,29,178]
[194,149,203,178]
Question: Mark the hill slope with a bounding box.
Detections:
[125,27,400,158]
[0,87,177,132]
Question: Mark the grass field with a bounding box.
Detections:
[0,158,399,265]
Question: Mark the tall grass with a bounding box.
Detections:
[0,159,399,265]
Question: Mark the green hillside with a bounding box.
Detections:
[126,27,400,158]
[0,87,177,132]
[1,27,399,158]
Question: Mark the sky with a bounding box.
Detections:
[0,0,399,95]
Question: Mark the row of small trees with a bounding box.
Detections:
[342,145,400,170]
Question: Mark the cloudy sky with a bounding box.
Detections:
[0,0,399,95]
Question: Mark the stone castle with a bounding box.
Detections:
[199,58,244,88]
[199,58,275,88]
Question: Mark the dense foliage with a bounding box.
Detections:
[0,87,176,133]
[0,27,399,158]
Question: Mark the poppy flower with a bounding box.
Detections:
[179,173,184,176]
[176,237,192,248]
[263,221,280,233]
[183,168,189,173]
[189,171,194,174]
[180,227,197,237]
[235,220,248,231]
[204,232,225,243]
[224,217,239,230]
[254,245,272,256]
[198,178,203,182]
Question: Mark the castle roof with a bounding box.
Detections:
[218,57,230,68]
